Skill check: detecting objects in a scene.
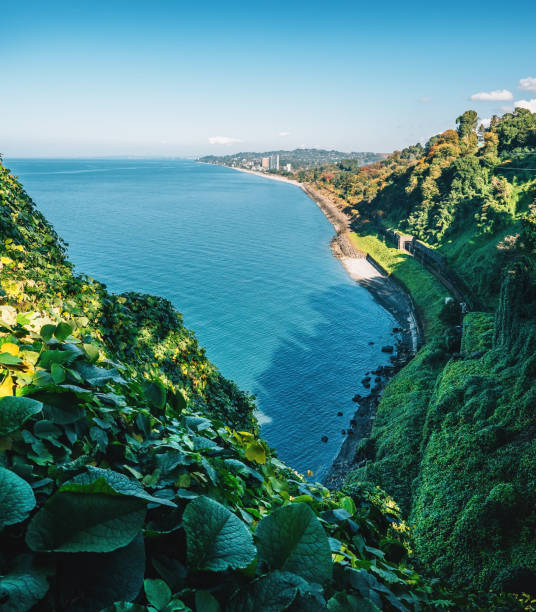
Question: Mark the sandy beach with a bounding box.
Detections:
[225,165,303,187]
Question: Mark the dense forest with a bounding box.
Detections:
[1,109,535,611]
[301,109,536,601]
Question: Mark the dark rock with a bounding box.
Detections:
[321,435,328,443]
[337,411,343,416]
[352,394,362,402]
[375,377,381,383]
[368,341,374,345]
[381,345,394,353]
[392,327,401,332]
[350,419,356,426]
[361,376,371,384]
[341,429,346,435]
[347,429,354,435]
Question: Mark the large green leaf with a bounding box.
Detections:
[38,349,79,370]
[255,503,332,584]
[40,324,56,343]
[58,534,145,612]
[25,486,146,553]
[54,321,73,342]
[228,571,311,612]
[63,467,177,507]
[0,555,49,612]
[144,578,171,610]
[30,390,85,425]
[142,380,166,410]
[327,592,381,612]
[194,591,220,612]
[0,352,21,365]
[0,467,36,528]
[183,496,256,572]
[75,362,125,386]
[0,396,43,436]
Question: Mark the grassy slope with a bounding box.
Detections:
[348,231,446,338]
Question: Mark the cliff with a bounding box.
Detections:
[0,159,473,611]
[306,110,536,598]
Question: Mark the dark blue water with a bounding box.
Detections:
[6,158,398,478]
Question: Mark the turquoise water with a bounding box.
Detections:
[6,158,398,479]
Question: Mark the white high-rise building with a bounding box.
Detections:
[269,154,280,171]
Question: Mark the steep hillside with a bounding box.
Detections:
[309,110,536,596]
[0,159,489,611]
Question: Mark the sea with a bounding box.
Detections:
[6,158,398,479]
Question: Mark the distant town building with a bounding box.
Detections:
[269,154,280,171]
[261,157,270,170]
[285,163,292,172]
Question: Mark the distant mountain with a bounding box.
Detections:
[198,148,386,172]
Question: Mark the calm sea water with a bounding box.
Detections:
[6,158,398,479]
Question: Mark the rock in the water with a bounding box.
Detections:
[381,345,394,353]
[337,411,343,416]
[321,435,328,443]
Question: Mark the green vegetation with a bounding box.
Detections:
[2,106,536,608]
[0,159,483,610]
[326,110,536,600]
[199,149,385,174]
[348,232,445,338]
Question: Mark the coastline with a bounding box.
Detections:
[206,162,423,487]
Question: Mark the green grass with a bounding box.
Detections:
[349,231,447,339]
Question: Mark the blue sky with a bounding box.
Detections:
[2,0,536,157]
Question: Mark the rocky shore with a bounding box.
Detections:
[297,185,423,488]
[215,164,424,487]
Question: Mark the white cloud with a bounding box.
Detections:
[470,89,513,101]
[515,99,536,113]
[500,104,514,112]
[279,131,291,137]
[419,97,432,103]
[479,117,491,129]
[518,77,536,92]
[208,136,243,145]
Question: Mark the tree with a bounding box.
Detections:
[456,110,478,154]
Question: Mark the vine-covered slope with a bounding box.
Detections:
[307,110,536,597]
[0,159,489,611]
